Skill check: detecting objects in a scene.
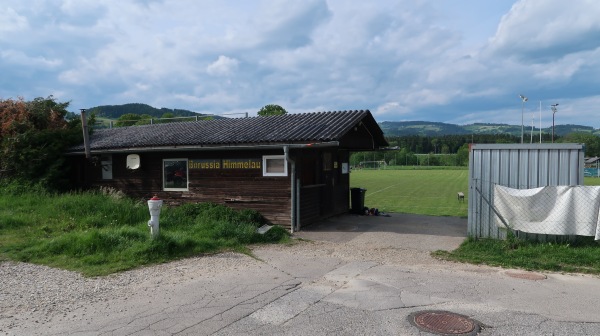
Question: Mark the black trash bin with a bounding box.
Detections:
[350,188,367,214]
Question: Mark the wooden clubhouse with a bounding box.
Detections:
[67,110,388,231]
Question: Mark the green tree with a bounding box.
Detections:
[431,138,439,154]
[258,104,288,117]
[441,144,450,154]
[559,132,600,157]
[115,113,141,127]
[114,113,156,126]
[161,112,175,119]
[0,96,82,189]
[456,144,470,166]
[134,114,153,125]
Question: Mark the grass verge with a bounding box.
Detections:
[433,236,600,274]
[0,184,289,277]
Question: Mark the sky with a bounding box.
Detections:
[2,0,600,128]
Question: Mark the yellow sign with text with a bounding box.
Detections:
[189,159,220,169]
[190,159,261,170]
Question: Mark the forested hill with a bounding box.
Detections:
[83,105,599,137]
[86,103,204,119]
[379,121,600,137]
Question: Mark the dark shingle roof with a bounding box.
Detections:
[585,157,599,164]
[70,110,387,152]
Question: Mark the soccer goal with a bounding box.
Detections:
[358,161,387,170]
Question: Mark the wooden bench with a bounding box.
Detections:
[457,192,465,202]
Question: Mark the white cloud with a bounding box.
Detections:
[2,0,600,128]
[206,56,239,76]
[1,50,61,68]
[374,102,410,116]
[0,7,29,34]
[488,0,600,61]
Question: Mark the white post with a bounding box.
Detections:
[530,112,534,143]
[539,101,542,143]
[147,196,163,239]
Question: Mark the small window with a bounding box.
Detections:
[263,155,288,176]
[163,159,188,191]
[100,154,113,180]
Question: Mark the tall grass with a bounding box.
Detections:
[0,183,288,276]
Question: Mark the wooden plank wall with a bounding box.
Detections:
[79,151,292,228]
[73,148,352,229]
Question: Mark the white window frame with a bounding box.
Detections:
[163,159,189,191]
[262,155,288,177]
[100,154,113,180]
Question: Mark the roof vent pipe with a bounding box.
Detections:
[80,109,91,159]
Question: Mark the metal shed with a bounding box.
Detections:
[468,143,585,240]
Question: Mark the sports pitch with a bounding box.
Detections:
[349,168,469,217]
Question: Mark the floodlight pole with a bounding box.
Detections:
[551,104,559,143]
[519,95,528,144]
[539,101,542,143]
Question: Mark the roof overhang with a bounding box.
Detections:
[66,141,341,155]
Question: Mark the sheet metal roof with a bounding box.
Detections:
[70,110,387,152]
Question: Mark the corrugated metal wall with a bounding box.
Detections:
[468,144,584,239]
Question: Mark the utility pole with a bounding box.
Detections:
[519,94,528,143]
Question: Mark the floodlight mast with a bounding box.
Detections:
[551,103,559,143]
[519,95,528,144]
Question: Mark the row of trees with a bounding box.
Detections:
[0,96,84,189]
[351,145,470,168]
[88,103,199,119]
[113,113,215,127]
[112,103,288,127]
[353,132,600,167]
[558,133,600,157]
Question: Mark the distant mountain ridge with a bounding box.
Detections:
[83,104,599,137]
[379,121,600,137]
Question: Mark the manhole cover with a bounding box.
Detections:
[408,310,480,335]
[505,271,546,281]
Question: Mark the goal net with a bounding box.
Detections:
[358,161,387,169]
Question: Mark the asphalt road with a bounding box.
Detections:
[3,213,600,335]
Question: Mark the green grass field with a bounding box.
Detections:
[585,176,600,186]
[350,168,600,218]
[350,168,469,217]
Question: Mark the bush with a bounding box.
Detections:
[0,96,84,191]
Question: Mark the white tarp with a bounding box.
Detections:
[493,185,600,240]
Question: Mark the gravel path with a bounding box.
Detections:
[0,233,459,330]
[4,216,600,336]
[0,252,261,332]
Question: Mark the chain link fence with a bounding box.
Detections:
[472,178,600,241]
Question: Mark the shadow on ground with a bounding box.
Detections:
[293,213,467,250]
